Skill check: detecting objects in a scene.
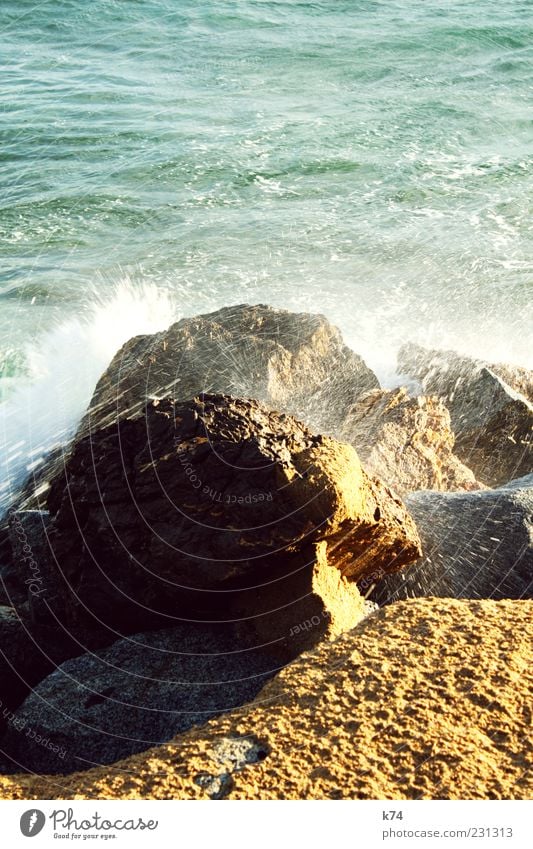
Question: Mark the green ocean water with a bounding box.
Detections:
[2,0,533,360]
[0,1,532,503]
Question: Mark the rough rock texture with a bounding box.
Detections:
[369,477,533,605]
[399,342,533,403]
[83,304,378,438]
[0,547,26,609]
[398,343,533,486]
[0,623,278,775]
[340,387,480,496]
[1,598,530,800]
[0,606,92,733]
[46,394,420,633]
[13,306,378,515]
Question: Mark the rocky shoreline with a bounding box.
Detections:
[0,304,531,799]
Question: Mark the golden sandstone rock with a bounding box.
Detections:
[398,343,533,486]
[1,598,530,800]
[340,387,480,496]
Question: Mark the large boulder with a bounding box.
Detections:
[83,304,378,439]
[45,394,420,634]
[0,623,276,775]
[340,387,480,496]
[398,343,532,486]
[12,305,378,516]
[368,476,533,605]
[4,598,531,800]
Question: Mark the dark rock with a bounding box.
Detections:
[369,478,533,605]
[398,343,533,403]
[45,394,421,634]
[340,387,480,496]
[0,605,93,735]
[0,527,26,609]
[5,510,64,625]
[397,343,532,486]
[0,624,277,774]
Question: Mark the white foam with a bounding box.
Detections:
[0,280,177,515]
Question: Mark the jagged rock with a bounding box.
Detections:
[368,477,533,605]
[13,305,378,514]
[0,623,278,774]
[398,343,532,486]
[340,387,480,496]
[399,343,533,403]
[5,598,531,800]
[81,304,378,439]
[45,394,420,634]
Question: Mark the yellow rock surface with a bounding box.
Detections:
[1,597,531,800]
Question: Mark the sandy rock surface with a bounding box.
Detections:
[1,597,530,800]
[340,387,479,496]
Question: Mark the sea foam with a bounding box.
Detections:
[0,281,177,516]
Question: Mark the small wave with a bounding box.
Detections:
[0,280,177,516]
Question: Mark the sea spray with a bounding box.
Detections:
[0,281,177,516]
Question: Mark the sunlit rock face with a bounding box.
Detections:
[10,304,379,516]
[45,394,420,634]
[340,386,480,496]
[398,343,533,486]
[369,477,533,605]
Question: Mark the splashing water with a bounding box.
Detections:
[0,281,177,514]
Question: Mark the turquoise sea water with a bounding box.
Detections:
[0,0,532,503]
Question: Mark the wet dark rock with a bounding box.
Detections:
[369,478,533,605]
[0,529,26,609]
[5,510,63,625]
